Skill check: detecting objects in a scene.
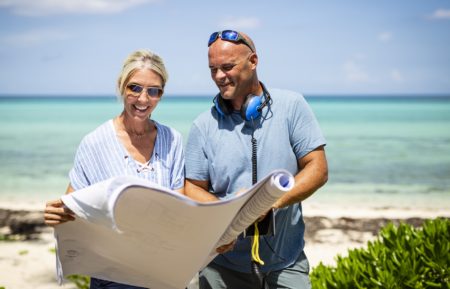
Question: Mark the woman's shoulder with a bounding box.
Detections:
[154,121,182,140]
[79,119,114,147]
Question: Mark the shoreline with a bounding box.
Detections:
[1,204,449,289]
[2,195,449,217]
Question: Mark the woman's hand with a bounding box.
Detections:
[44,199,75,226]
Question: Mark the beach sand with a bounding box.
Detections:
[0,202,448,289]
[0,228,76,289]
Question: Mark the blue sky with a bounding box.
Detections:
[0,0,449,96]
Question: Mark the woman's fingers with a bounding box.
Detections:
[44,199,75,226]
[45,199,75,215]
[45,205,74,216]
[44,212,75,226]
[46,199,64,207]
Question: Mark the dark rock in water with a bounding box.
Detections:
[303,216,428,244]
[9,211,45,234]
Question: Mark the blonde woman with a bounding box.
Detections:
[44,49,184,289]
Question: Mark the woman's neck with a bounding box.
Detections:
[117,113,152,137]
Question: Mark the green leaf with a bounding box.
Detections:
[310,218,450,289]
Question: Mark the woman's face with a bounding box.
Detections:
[123,69,163,121]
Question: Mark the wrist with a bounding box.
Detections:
[272,202,282,210]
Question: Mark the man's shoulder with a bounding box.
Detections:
[268,87,304,99]
[193,106,216,124]
[266,88,310,111]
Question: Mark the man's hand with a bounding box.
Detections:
[216,239,236,254]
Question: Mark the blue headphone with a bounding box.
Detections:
[213,82,271,121]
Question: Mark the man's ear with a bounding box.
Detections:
[249,53,258,69]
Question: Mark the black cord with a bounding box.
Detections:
[251,134,257,186]
[249,82,273,289]
[252,261,266,288]
[250,121,269,289]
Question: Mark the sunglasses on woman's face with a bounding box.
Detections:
[208,30,254,52]
[127,84,163,98]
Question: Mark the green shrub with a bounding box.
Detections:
[67,275,90,289]
[310,218,450,289]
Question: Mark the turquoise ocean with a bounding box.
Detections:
[1,95,449,210]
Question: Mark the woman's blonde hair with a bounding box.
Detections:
[117,49,168,99]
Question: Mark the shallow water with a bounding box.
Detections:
[1,95,449,209]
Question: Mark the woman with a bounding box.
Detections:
[44,49,185,289]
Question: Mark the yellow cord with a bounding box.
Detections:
[251,222,265,265]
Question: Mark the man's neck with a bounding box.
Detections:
[231,80,262,110]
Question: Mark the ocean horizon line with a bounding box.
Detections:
[1,93,450,101]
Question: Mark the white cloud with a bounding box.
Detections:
[0,0,158,16]
[390,69,404,82]
[2,28,70,46]
[353,53,367,61]
[343,54,371,83]
[429,9,450,20]
[218,16,262,30]
[343,60,369,83]
[378,31,392,43]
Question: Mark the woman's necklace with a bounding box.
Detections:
[117,117,153,139]
[126,129,149,138]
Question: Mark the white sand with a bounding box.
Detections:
[0,202,448,289]
[0,228,75,289]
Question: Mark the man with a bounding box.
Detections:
[185,30,328,289]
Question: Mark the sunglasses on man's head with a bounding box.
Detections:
[208,30,254,52]
[127,84,163,98]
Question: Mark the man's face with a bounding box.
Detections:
[208,40,256,106]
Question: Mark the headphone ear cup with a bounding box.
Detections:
[241,95,262,121]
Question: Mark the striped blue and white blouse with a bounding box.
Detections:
[69,119,184,191]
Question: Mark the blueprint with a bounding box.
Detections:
[55,169,294,289]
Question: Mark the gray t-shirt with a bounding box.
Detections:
[185,87,326,273]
